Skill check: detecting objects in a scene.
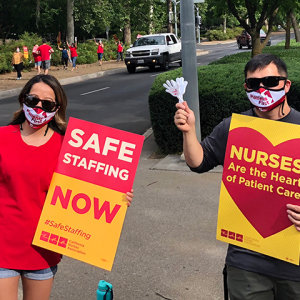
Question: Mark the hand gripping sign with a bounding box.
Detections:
[33,118,144,271]
[163,77,188,103]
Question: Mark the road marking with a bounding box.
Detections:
[80,87,110,96]
[197,63,202,65]
[150,72,167,77]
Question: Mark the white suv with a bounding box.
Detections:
[125,33,182,73]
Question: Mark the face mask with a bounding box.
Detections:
[23,104,56,129]
[16,48,20,53]
[246,87,286,112]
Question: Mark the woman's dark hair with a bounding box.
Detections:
[8,75,68,135]
[244,54,288,78]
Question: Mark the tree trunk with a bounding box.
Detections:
[167,0,173,33]
[67,0,74,44]
[124,21,131,44]
[149,4,154,34]
[285,12,291,49]
[264,19,268,32]
[36,0,40,29]
[291,12,300,42]
[223,17,226,33]
[251,32,263,57]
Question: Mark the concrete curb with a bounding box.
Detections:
[0,67,126,100]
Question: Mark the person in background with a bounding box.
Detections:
[94,38,104,66]
[0,74,134,300]
[37,39,54,75]
[11,47,24,80]
[67,40,78,71]
[57,44,70,70]
[116,40,124,62]
[32,44,42,75]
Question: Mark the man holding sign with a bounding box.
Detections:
[174,54,300,299]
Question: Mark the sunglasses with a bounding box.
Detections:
[24,94,58,112]
[245,76,286,90]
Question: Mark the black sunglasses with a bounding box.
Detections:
[245,76,286,90]
[24,94,58,112]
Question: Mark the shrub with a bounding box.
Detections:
[148,41,300,154]
[206,30,229,41]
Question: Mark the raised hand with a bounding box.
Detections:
[163,77,188,103]
[163,80,180,98]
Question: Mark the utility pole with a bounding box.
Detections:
[180,0,201,141]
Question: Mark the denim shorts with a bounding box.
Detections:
[0,265,57,280]
[72,56,77,67]
[35,61,42,67]
[98,53,103,60]
[41,60,50,70]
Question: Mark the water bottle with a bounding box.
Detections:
[97,280,113,300]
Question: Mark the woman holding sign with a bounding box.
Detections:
[0,74,134,299]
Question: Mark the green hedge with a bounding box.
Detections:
[206,27,244,41]
[148,41,300,154]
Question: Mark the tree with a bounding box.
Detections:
[215,0,283,56]
[291,11,300,42]
[167,0,173,33]
[73,0,112,39]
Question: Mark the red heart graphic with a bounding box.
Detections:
[223,127,300,238]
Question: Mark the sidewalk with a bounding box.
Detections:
[48,133,226,300]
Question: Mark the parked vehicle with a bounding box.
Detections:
[236,29,271,49]
[124,33,182,73]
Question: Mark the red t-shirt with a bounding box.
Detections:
[69,46,78,57]
[32,52,41,63]
[0,125,63,270]
[117,44,123,52]
[97,45,104,54]
[37,44,53,61]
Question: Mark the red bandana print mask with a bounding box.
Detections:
[246,87,286,112]
[23,104,56,129]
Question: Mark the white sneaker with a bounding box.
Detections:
[20,77,22,79]
[16,78,20,80]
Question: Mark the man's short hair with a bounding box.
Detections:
[244,54,288,78]
[42,38,47,44]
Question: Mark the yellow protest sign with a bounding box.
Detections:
[33,118,144,270]
[217,113,300,265]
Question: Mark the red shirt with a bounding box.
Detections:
[117,44,123,52]
[97,45,104,54]
[0,125,63,270]
[69,46,78,57]
[37,44,53,61]
[32,52,41,63]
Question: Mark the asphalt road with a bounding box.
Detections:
[0,33,291,135]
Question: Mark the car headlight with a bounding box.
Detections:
[126,51,131,57]
[151,49,159,55]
